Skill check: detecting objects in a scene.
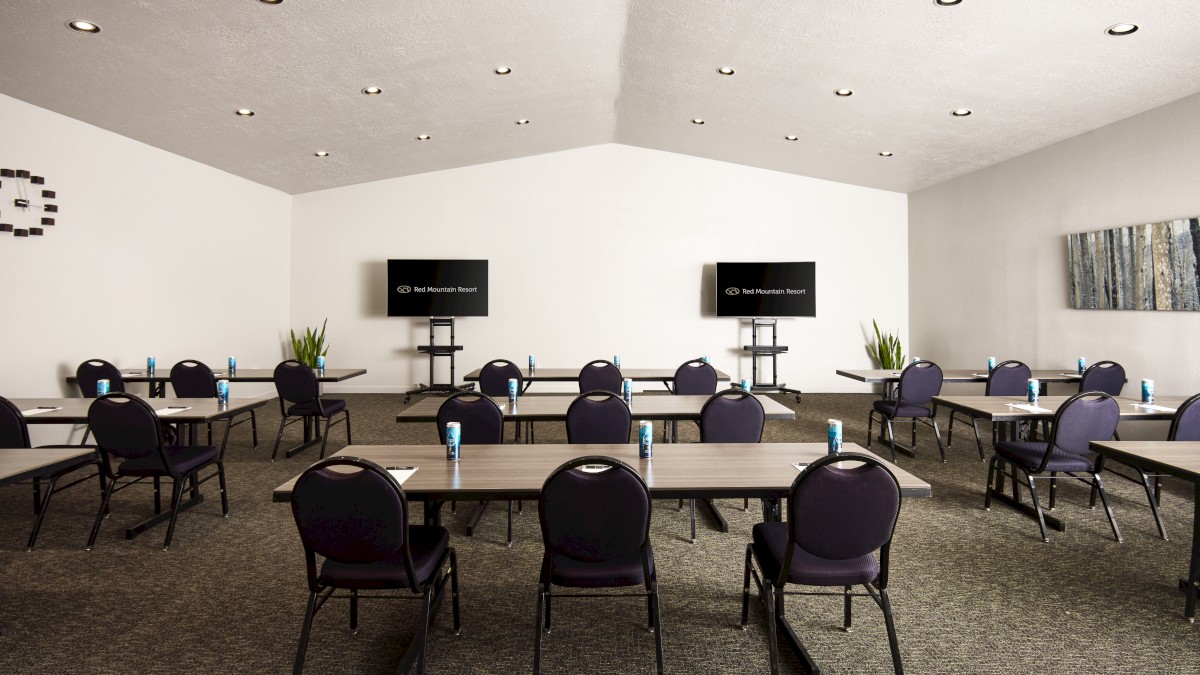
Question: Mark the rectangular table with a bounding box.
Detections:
[396,394,795,424]
[67,367,367,397]
[0,447,96,488]
[837,368,1083,388]
[1089,441,1200,622]
[463,367,731,393]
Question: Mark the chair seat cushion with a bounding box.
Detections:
[872,400,932,418]
[318,525,450,590]
[287,399,346,416]
[751,522,879,587]
[994,441,1093,472]
[118,445,218,477]
[549,545,655,589]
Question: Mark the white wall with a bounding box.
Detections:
[909,91,1200,400]
[291,144,908,394]
[0,94,292,443]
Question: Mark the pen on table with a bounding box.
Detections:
[387,466,416,471]
[36,406,60,409]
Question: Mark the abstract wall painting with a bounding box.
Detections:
[1068,217,1200,310]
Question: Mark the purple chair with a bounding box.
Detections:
[695,391,766,540]
[741,452,904,675]
[535,456,662,675]
[1079,360,1125,396]
[867,361,946,462]
[270,360,351,461]
[578,360,622,395]
[566,391,632,444]
[437,392,517,546]
[0,395,99,550]
[75,359,125,444]
[985,391,1122,542]
[948,360,1030,460]
[670,358,718,442]
[86,393,227,550]
[290,456,460,675]
[478,358,527,442]
[169,359,258,451]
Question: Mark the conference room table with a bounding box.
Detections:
[462,366,732,393]
[66,367,367,397]
[836,368,1084,396]
[1088,440,1200,622]
[396,393,795,426]
[0,446,96,488]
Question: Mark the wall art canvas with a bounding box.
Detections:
[1068,217,1200,310]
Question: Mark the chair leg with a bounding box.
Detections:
[1049,472,1057,510]
[930,419,946,463]
[81,426,91,445]
[507,500,514,547]
[293,591,319,675]
[866,411,874,449]
[651,582,665,675]
[318,418,329,460]
[1091,472,1123,543]
[271,416,288,461]
[1139,469,1168,540]
[416,587,432,675]
[843,585,853,631]
[27,474,61,551]
[217,460,230,516]
[534,583,546,675]
[349,589,359,633]
[741,545,753,627]
[910,419,916,451]
[688,499,697,543]
[765,584,781,675]
[885,419,897,462]
[32,477,42,514]
[1021,469,1049,543]
[970,418,985,460]
[947,411,956,447]
[162,476,188,550]
[879,587,905,675]
[343,410,352,445]
[449,548,461,634]
[250,409,259,448]
[984,457,998,510]
[86,477,117,550]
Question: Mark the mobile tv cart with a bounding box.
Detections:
[404,317,475,403]
[742,318,802,402]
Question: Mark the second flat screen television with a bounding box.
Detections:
[715,262,815,317]
[387,259,488,317]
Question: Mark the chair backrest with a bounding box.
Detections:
[699,391,765,443]
[578,360,622,395]
[76,359,125,398]
[897,360,942,406]
[0,396,32,448]
[170,359,217,398]
[290,456,418,592]
[436,392,504,445]
[539,456,651,565]
[87,393,164,462]
[478,359,522,398]
[985,360,1030,396]
[1168,393,1200,441]
[1079,360,1124,396]
[1038,391,1120,472]
[566,391,632,444]
[274,359,318,406]
[673,359,718,396]
[783,452,901,586]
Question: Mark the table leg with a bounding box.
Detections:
[1185,484,1199,621]
[125,494,204,538]
[699,499,729,533]
[424,499,444,527]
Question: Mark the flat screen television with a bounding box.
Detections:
[387,259,489,317]
[715,262,815,317]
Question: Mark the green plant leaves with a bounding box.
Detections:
[866,319,904,370]
[290,318,329,368]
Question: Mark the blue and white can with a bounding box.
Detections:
[639,421,653,459]
[987,357,996,373]
[701,355,710,364]
[1078,357,1087,375]
[507,377,519,403]
[228,356,237,377]
[96,379,110,397]
[146,356,155,375]
[622,378,633,405]
[827,419,843,455]
[528,354,535,372]
[911,356,920,364]
[1027,379,1039,404]
[613,354,621,368]
[445,422,461,461]
[740,378,752,393]
[217,379,230,404]
[316,355,325,373]
[1142,379,1155,404]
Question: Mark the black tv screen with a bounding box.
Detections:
[387,259,489,317]
[715,262,815,317]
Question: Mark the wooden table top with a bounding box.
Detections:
[9,395,274,424]
[272,442,931,502]
[395,394,796,423]
[932,395,1187,422]
[0,447,97,487]
[463,367,731,382]
[836,368,1084,384]
[67,367,367,384]
[1089,441,1200,483]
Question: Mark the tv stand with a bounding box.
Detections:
[404,317,475,403]
[742,318,802,402]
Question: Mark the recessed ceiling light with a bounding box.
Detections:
[717,67,735,75]
[494,66,511,75]
[691,118,705,125]
[258,0,284,4]
[933,0,962,6]
[235,109,255,117]
[784,135,799,141]
[67,20,100,33]
[416,134,431,140]
[951,108,973,117]
[515,119,530,125]
[835,89,853,97]
[879,151,894,157]
[361,86,382,95]
[314,151,329,157]
[1106,23,1138,36]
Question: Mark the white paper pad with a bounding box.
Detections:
[124,371,145,376]
[580,465,611,473]
[155,406,191,416]
[1131,403,1177,413]
[213,371,227,376]
[21,407,61,416]
[387,468,418,484]
[972,373,989,378]
[1060,373,1081,377]
[1005,403,1052,414]
[890,372,902,377]
[792,462,809,472]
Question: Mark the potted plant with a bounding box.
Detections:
[866,319,905,369]
[290,319,329,368]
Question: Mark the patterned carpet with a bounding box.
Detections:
[0,392,1197,674]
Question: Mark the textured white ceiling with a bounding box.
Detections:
[2,1,1199,195]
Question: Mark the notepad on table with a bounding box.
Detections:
[792,462,808,472]
[1131,403,1177,413]
[125,371,145,376]
[156,406,191,416]
[387,467,418,484]
[972,373,989,378]
[21,407,61,416]
[1005,403,1052,414]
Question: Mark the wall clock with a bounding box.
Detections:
[0,168,58,238]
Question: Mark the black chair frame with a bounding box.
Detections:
[477,358,529,442]
[436,391,521,547]
[170,359,259,453]
[271,360,352,461]
[75,358,125,444]
[866,362,946,463]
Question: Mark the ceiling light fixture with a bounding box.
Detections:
[784,135,799,141]
[515,119,530,125]
[951,108,973,117]
[258,0,284,5]
[235,109,255,117]
[494,66,511,75]
[835,89,853,97]
[361,86,382,95]
[314,151,329,157]
[416,134,431,140]
[67,20,100,33]
[691,118,705,125]
[1106,23,1138,36]
[933,0,962,6]
[879,151,894,157]
[717,67,735,75]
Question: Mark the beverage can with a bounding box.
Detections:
[228,356,237,377]
[987,356,996,373]
[827,419,843,455]
[507,377,519,403]
[1078,357,1087,375]
[1142,379,1155,404]
[147,356,155,375]
[622,378,633,405]
[96,379,110,397]
[528,354,536,372]
[639,421,653,459]
[316,355,325,372]
[740,378,752,393]
[445,422,461,461]
[911,356,920,364]
[701,355,710,364]
[613,354,621,368]
[217,379,230,404]
[1027,379,1039,404]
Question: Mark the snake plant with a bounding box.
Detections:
[866,319,905,370]
[290,319,329,368]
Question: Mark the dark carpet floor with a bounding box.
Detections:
[0,392,1197,674]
